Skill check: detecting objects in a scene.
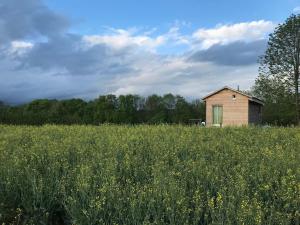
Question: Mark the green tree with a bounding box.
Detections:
[253,75,295,125]
[93,95,118,123]
[162,94,176,123]
[174,96,192,123]
[56,99,87,124]
[162,94,176,110]
[25,99,58,124]
[190,99,205,121]
[0,101,7,123]
[117,95,139,123]
[257,14,300,124]
[145,95,167,123]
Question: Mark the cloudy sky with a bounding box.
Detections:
[0,0,299,104]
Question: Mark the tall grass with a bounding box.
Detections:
[0,125,299,224]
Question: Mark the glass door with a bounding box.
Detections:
[212,105,223,126]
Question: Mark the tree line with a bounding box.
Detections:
[0,94,205,125]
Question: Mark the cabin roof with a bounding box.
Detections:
[202,86,264,105]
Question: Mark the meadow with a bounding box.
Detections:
[0,125,299,225]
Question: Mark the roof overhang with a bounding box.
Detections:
[249,97,264,105]
[202,86,264,105]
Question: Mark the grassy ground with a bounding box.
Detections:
[0,125,299,224]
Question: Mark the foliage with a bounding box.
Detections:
[0,94,205,125]
[0,125,299,224]
[254,14,300,125]
[252,74,296,125]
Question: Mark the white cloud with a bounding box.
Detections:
[9,41,33,55]
[164,26,190,45]
[83,25,192,53]
[112,56,258,98]
[193,20,275,49]
[293,6,300,13]
[83,29,166,51]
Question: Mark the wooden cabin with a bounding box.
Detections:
[202,86,264,127]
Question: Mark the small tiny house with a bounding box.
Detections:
[202,86,264,127]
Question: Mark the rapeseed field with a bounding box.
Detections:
[0,125,299,224]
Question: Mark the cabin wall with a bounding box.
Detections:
[248,101,262,125]
[205,89,249,126]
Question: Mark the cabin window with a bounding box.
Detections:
[232,94,236,100]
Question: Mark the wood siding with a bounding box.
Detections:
[205,89,249,126]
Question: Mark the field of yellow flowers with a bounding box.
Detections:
[0,125,299,225]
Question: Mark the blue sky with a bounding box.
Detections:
[0,0,300,104]
[45,0,297,30]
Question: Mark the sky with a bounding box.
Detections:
[0,0,300,104]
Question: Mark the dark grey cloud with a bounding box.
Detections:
[0,57,112,104]
[0,0,69,43]
[19,34,134,75]
[188,40,267,66]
